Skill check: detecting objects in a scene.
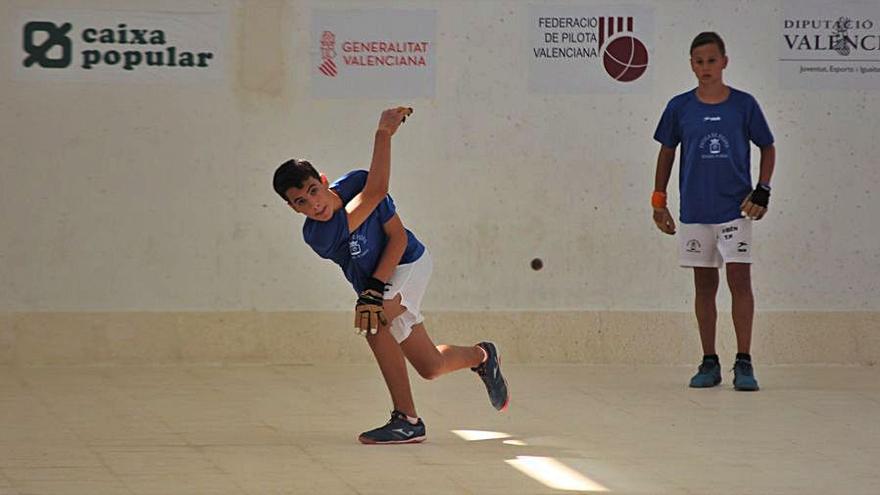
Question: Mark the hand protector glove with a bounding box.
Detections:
[354,277,388,336]
[741,183,770,220]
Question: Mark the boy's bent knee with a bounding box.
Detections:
[415,365,442,380]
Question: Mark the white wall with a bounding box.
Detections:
[2,0,878,313]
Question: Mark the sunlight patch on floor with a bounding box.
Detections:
[450,429,511,441]
[505,456,610,492]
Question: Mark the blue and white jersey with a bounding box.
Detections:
[654,87,774,224]
[303,170,425,293]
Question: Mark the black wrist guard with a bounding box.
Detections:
[750,184,770,207]
[364,277,388,294]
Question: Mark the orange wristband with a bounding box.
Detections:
[651,191,667,209]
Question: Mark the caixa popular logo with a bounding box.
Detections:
[23,21,72,68]
[21,20,215,71]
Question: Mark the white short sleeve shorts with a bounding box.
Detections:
[679,218,753,268]
[385,249,433,343]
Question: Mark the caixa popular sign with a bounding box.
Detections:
[13,9,226,83]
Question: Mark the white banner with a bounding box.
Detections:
[10,9,227,83]
[311,9,436,99]
[780,0,880,90]
[528,4,654,94]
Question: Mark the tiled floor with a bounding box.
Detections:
[1,363,878,494]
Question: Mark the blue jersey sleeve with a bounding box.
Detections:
[303,210,349,259]
[332,170,367,199]
[747,97,774,147]
[654,101,680,149]
[376,195,397,224]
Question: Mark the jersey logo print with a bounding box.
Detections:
[349,233,369,259]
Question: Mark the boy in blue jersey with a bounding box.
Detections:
[652,33,775,391]
[272,107,509,444]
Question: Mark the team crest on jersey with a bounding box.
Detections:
[349,234,369,258]
[698,132,730,159]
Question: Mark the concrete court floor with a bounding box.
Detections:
[1,363,879,495]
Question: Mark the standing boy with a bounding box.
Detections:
[652,33,776,391]
[273,107,509,443]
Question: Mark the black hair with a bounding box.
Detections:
[272,159,320,202]
[690,32,726,56]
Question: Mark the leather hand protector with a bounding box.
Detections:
[354,277,388,336]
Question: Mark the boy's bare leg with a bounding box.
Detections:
[381,294,483,380]
[726,262,753,354]
[693,267,720,355]
[365,326,417,418]
[400,324,484,380]
[393,301,509,411]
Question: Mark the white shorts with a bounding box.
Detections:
[385,250,433,343]
[679,218,752,268]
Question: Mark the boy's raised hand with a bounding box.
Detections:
[653,207,677,235]
[354,277,388,336]
[377,107,413,136]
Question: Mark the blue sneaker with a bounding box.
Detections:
[689,359,722,388]
[733,359,760,391]
[472,342,510,411]
[358,410,426,444]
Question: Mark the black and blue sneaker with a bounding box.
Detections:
[689,358,722,388]
[733,359,760,391]
[472,342,510,411]
[358,410,426,445]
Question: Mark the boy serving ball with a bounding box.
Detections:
[651,33,776,391]
[273,107,509,444]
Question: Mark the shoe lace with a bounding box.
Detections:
[697,361,716,373]
[733,360,753,376]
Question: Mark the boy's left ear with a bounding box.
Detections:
[320,174,329,186]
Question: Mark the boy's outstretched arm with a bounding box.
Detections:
[652,145,677,235]
[741,144,776,220]
[345,107,412,233]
